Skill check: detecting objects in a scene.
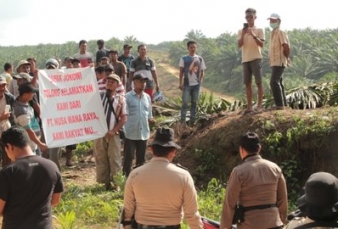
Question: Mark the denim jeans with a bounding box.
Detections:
[270,66,287,107]
[180,84,200,123]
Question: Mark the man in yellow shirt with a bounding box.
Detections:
[237,8,265,113]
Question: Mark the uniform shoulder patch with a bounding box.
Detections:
[175,163,188,170]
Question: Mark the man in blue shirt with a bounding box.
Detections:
[123,73,154,176]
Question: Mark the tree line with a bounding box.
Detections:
[1,28,338,107]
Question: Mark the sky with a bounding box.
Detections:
[0,0,336,47]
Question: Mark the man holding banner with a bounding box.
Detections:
[94,74,127,191]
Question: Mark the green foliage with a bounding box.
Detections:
[161,92,244,124]
[261,112,337,203]
[73,141,93,159]
[54,183,123,228]
[56,211,76,229]
[280,156,303,202]
[197,178,225,220]
[194,148,218,174]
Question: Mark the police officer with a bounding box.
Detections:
[122,127,203,229]
[220,132,288,229]
[285,172,338,229]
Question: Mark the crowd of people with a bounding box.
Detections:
[0,7,336,229]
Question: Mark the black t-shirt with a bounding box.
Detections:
[96,48,108,64]
[0,155,63,229]
[118,54,135,73]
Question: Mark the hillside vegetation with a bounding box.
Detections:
[1,28,338,227]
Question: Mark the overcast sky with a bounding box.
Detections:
[0,0,336,46]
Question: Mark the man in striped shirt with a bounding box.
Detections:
[94,74,127,191]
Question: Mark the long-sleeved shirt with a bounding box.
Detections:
[123,157,203,228]
[220,154,288,229]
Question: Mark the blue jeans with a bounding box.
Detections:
[180,84,200,122]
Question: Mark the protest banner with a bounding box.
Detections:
[39,67,108,147]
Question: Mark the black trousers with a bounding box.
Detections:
[270,66,287,107]
[123,138,147,176]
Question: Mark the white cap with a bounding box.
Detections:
[267,13,281,20]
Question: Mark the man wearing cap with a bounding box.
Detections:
[96,39,109,66]
[8,60,31,97]
[13,82,47,154]
[94,74,127,191]
[268,13,291,110]
[123,73,154,177]
[73,40,94,68]
[46,58,59,69]
[285,172,338,229]
[0,77,15,167]
[109,50,127,88]
[64,57,73,69]
[220,132,287,229]
[238,8,265,114]
[118,44,135,85]
[100,56,110,65]
[122,127,203,229]
[0,126,63,228]
[129,44,159,100]
[72,58,81,68]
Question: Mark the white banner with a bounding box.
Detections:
[39,67,108,148]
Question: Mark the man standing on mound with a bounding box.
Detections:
[237,8,265,113]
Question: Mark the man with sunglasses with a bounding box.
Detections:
[237,8,265,114]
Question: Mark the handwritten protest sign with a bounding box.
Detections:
[39,67,108,147]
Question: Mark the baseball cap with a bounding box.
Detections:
[298,172,338,220]
[100,56,109,61]
[18,82,38,95]
[148,127,181,149]
[153,91,163,102]
[133,73,149,81]
[104,64,114,72]
[267,13,281,20]
[71,58,80,64]
[16,60,31,73]
[0,77,7,85]
[46,58,59,69]
[64,56,74,62]
[123,44,132,49]
[106,74,121,84]
[14,73,32,82]
[95,65,105,72]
